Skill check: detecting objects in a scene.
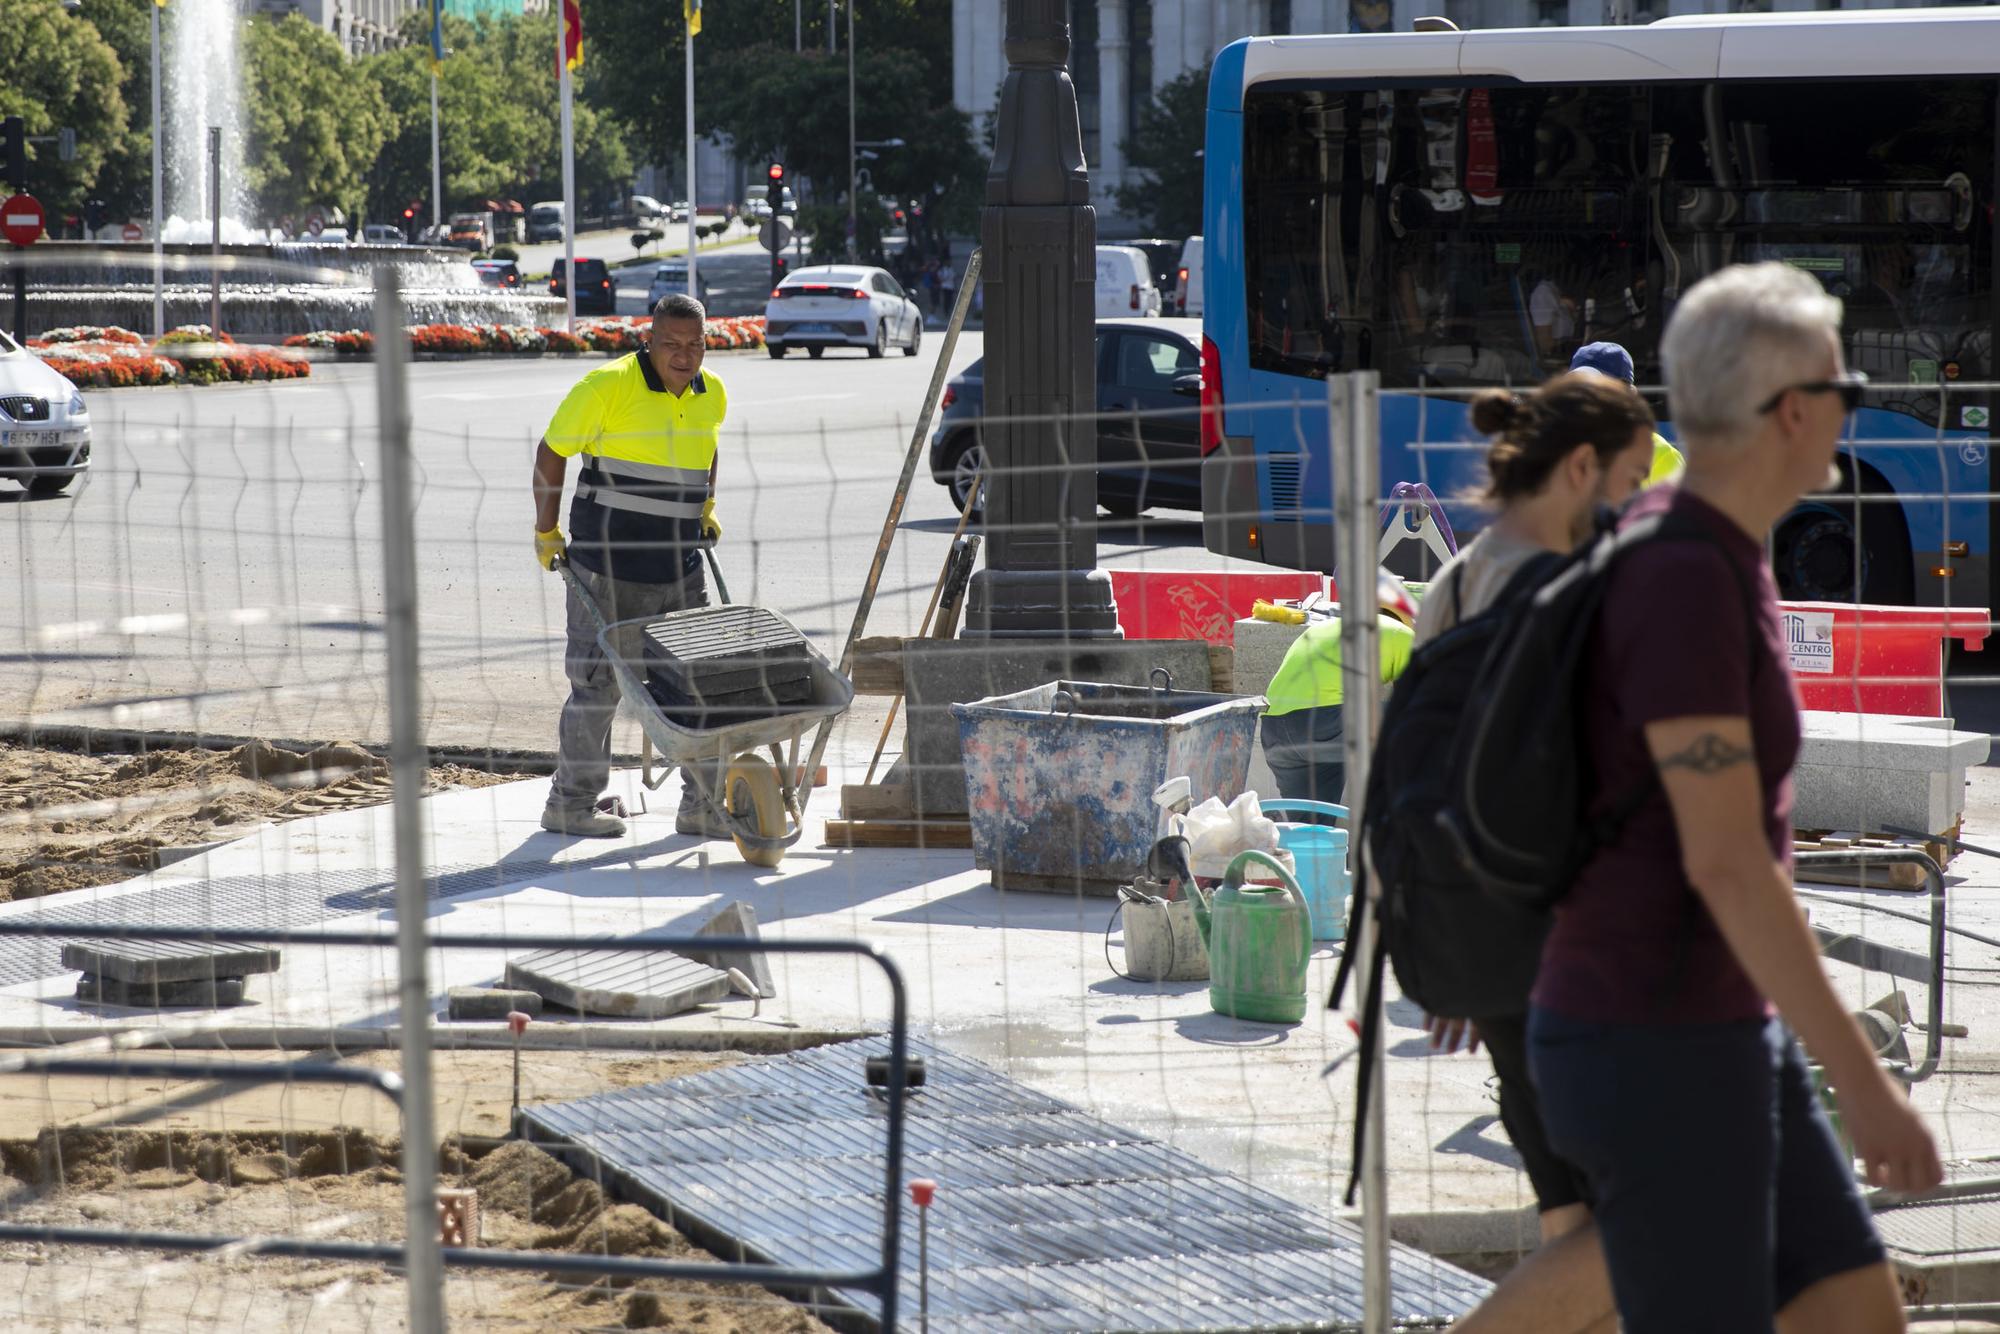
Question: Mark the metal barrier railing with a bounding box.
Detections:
[0,920,913,1330]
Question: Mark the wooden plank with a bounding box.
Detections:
[840,782,913,820]
[824,818,972,850]
[1207,644,1236,695]
[852,636,906,695]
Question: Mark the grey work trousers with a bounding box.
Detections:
[550,562,718,816]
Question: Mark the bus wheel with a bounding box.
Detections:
[1773,496,1912,605]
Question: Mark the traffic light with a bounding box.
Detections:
[767,164,787,292]
[2,117,24,191]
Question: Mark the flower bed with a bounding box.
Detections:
[281,315,767,358]
[26,325,310,389]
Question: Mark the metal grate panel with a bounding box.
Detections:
[1876,1192,2000,1259]
[1266,452,1303,515]
[522,1035,1490,1330]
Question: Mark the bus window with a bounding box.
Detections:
[1652,77,1994,427]
[1243,82,1652,391]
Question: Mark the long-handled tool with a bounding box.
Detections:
[802,248,985,794]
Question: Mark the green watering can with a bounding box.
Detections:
[1189,849,1313,1024]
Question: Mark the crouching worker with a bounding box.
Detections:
[1259,570,1416,812]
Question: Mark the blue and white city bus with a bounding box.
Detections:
[1198,9,1997,606]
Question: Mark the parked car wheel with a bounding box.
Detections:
[768,344,787,359]
[868,321,888,359]
[26,475,73,497]
[807,345,825,360]
[945,434,986,515]
[904,323,922,358]
[1101,495,1146,519]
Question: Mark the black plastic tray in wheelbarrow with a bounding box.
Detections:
[640,607,813,699]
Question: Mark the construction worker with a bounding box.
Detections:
[1259,570,1417,811]
[532,293,727,839]
[1570,341,1685,486]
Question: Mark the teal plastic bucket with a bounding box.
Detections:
[1260,799,1351,942]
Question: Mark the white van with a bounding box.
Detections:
[1175,235,1203,317]
[1094,245,1161,319]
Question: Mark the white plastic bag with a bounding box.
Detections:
[1178,790,1283,879]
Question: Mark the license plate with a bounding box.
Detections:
[794,322,831,333]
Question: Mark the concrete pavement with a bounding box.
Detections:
[5,741,1998,1274]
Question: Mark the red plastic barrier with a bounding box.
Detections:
[1108,569,1328,645]
[1783,602,1988,718]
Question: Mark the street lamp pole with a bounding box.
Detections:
[963,0,1120,639]
[846,0,856,261]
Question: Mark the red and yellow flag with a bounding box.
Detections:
[561,0,583,71]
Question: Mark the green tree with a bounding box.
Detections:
[73,0,154,223]
[1116,69,1207,239]
[241,15,393,224]
[365,12,630,225]
[0,0,130,223]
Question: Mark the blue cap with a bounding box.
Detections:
[1569,341,1635,384]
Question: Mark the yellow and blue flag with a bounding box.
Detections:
[685,0,701,37]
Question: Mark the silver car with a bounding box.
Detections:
[0,329,90,496]
[764,265,923,360]
[646,262,711,309]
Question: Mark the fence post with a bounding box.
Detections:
[1332,369,1390,1331]
[374,267,448,1334]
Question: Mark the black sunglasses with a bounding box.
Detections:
[1757,372,1868,415]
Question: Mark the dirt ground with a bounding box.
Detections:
[0,739,528,902]
[0,1051,834,1332]
[0,1134,834,1332]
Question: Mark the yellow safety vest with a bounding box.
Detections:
[545,353,727,583]
[1264,614,1416,717]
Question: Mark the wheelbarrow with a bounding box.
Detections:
[556,556,853,867]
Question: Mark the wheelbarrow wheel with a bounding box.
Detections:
[726,755,787,868]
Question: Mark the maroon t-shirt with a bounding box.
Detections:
[1531,487,1797,1025]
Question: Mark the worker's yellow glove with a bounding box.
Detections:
[534,525,566,570]
[699,497,722,543]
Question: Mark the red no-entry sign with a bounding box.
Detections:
[120,222,143,242]
[1,195,44,246]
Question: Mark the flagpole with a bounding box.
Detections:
[429,70,441,236]
[684,14,696,299]
[558,11,576,333]
[150,0,163,339]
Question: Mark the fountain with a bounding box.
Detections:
[21,0,560,340]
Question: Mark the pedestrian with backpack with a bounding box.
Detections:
[1526,262,1940,1332]
[1408,372,1656,1334]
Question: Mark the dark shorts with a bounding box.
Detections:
[1529,1008,1886,1332]
[1476,1013,1589,1215]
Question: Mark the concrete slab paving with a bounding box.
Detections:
[5,752,2000,1279]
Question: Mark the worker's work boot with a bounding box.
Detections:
[674,799,734,839]
[540,803,625,838]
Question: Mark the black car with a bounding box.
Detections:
[471,258,522,289]
[550,257,616,315]
[928,319,1203,518]
[1123,239,1187,312]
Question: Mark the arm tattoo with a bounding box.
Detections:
[1657,732,1754,776]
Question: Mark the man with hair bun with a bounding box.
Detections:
[1412,369,1654,1334]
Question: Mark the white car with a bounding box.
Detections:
[0,329,90,496]
[668,200,691,224]
[629,194,668,220]
[764,265,924,360]
[1176,235,1203,317]
[647,261,710,308]
[1095,244,1162,319]
[362,223,406,245]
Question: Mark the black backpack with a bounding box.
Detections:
[1325,509,1755,1204]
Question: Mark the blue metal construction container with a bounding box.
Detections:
[952,679,1265,892]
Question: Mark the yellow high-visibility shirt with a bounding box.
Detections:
[544,353,727,582]
[1649,432,1685,486]
[1264,614,1416,717]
